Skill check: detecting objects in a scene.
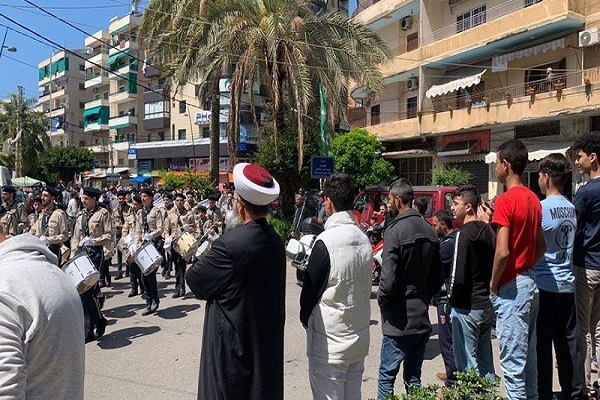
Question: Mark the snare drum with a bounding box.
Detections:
[62,252,99,294]
[195,240,211,258]
[173,232,201,261]
[133,241,164,276]
[117,233,134,253]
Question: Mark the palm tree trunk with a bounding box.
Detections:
[209,77,220,186]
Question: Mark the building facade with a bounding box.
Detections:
[351,0,600,198]
[37,49,92,148]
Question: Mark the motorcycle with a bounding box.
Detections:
[285,217,324,286]
[370,226,384,286]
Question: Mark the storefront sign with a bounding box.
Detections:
[441,130,490,154]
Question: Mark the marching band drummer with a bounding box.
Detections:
[112,190,133,281]
[1,184,28,238]
[122,195,144,298]
[206,193,223,234]
[29,186,69,265]
[133,188,164,316]
[71,187,112,343]
[161,193,174,279]
[164,192,196,299]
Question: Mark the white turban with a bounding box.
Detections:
[233,163,280,206]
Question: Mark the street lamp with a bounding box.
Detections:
[0,28,17,61]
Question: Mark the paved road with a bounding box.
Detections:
[85,262,559,399]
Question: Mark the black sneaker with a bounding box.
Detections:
[96,318,108,337]
[141,306,153,316]
[114,273,123,281]
[127,289,138,298]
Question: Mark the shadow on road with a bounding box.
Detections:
[104,303,147,319]
[156,304,201,320]
[424,338,441,360]
[97,326,161,349]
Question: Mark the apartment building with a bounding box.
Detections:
[351,0,600,198]
[37,49,92,148]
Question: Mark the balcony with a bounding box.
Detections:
[357,68,600,142]
[84,122,109,132]
[85,72,110,89]
[84,98,109,109]
[109,39,138,55]
[419,0,585,67]
[353,0,418,30]
[49,106,66,118]
[109,62,138,79]
[109,115,137,130]
[85,51,109,70]
[37,87,66,105]
[109,88,136,104]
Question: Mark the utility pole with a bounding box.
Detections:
[15,85,23,178]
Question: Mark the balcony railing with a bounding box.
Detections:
[352,68,599,128]
[421,0,538,45]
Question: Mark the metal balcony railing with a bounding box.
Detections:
[421,0,539,46]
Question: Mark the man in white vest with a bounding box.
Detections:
[300,173,373,400]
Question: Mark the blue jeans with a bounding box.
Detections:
[491,269,539,400]
[450,305,495,380]
[377,333,429,399]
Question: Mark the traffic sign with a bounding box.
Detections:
[127,147,137,160]
[311,156,334,179]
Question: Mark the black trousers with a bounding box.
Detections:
[115,232,123,273]
[48,243,61,266]
[81,286,103,335]
[537,289,584,400]
[172,251,187,291]
[128,263,144,292]
[142,270,159,305]
[437,300,456,384]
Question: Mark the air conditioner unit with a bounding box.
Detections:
[401,16,413,30]
[407,77,419,91]
[579,28,600,47]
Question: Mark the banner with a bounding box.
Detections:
[319,85,331,156]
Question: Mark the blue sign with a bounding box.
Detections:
[127,147,137,160]
[311,156,334,179]
[238,142,248,152]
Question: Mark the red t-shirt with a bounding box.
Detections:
[491,185,542,287]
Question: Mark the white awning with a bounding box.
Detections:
[426,68,486,98]
[492,38,565,73]
[382,149,435,159]
[485,141,572,164]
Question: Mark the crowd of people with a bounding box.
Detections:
[1,131,600,399]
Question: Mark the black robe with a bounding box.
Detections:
[186,218,286,400]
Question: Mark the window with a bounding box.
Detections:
[179,100,187,114]
[178,129,186,140]
[79,83,85,90]
[399,157,432,186]
[371,104,380,126]
[202,127,210,138]
[94,94,100,100]
[457,5,486,33]
[515,121,560,140]
[407,97,418,119]
[147,133,151,142]
[103,91,109,100]
[525,59,566,93]
[406,33,418,52]
[79,64,85,71]
[144,101,169,119]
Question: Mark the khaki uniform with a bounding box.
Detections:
[197,216,213,237]
[164,207,196,241]
[121,211,137,237]
[206,205,222,233]
[30,206,69,245]
[134,205,164,247]
[1,201,28,238]
[112,203,133,236]
[71,206,113,260]
[28,212,41,229]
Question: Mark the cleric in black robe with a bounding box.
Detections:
[186,163,286,400]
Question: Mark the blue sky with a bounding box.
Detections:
[0,0,136,101]
[0,0,357,102]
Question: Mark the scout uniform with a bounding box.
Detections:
[164,202,196,298]
[122,198,144,297]
[112,197,133,279]
[1,185,28,237]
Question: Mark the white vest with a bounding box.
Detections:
[306,211,373,364]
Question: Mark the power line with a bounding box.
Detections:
[0,3,125,10]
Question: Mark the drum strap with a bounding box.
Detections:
[142,206,150,233]
[41,206,56,236]
[82,207,97,237]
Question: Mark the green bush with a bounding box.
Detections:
[267,216,293,243]
[371,369,505,400]
[432,166,473,187]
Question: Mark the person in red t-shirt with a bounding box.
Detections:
[490,139,546,400]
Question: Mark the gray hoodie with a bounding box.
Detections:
[0,234,84,399]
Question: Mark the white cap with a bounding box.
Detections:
[233,163,280,206]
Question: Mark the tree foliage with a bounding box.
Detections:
[142,0,390,170]
[432,166,473,186]
[254,117,320,218]
[38,146,95,184]
[160,171,213,198]
[0,93,50,178]
[331,128,394,187]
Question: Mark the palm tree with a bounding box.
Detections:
[0,93,50,178]
[143,0,390,170]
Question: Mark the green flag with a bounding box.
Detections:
[319,85,331,156]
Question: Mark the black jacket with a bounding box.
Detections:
[378,209,443,337]
[449,220,495,310]
[186,219,286,400]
